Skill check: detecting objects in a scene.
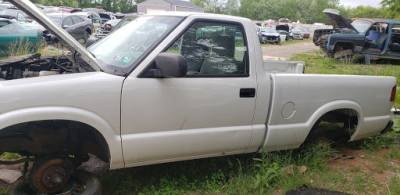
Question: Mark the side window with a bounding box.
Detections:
[365,23,388,50]
[63,17,73,27]
[72,16,84,24]
[17,13,26,22]
[166,22,248,76]
[389,24,400,53]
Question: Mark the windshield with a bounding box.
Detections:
[351,19,372,33]
[261,27,276,33]
[88,15,183,75]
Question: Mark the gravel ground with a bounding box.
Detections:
[261,41,319,60]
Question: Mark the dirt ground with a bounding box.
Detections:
[262,41,319,60]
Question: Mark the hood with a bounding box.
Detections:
[9,0,101,72]
[276,24,289,32]
[323,9,357,32]
[261,32,279,37]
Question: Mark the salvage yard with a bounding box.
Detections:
[1,41,400,194]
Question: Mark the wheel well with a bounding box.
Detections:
[0,120,110,164]
[86,28,92,35]
[334,42,354,52]
[306,109,359,143]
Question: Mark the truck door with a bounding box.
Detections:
[121,21,257,166]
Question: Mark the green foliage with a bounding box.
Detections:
[388,172,400,195]
[338,5,388,19]
[239,0,339,23]
[382,0,400,20]
[0,152,21,159]
[0,189,9,195]
[101,142,334,194]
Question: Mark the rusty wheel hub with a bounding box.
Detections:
[30,158,73,194]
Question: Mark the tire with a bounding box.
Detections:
[11,170,102,195]
[83,30,90,42]
[73,170,102,195]
[11,183,34,195]
[276,38,281,45]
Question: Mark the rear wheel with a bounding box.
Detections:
[84,30,90,42]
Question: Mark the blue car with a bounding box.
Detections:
[0,18,43,56]
[314,9,400,64]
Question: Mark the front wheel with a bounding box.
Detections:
[11,170,101,195]
[276,38,281,45]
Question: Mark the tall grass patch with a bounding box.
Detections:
[100,142,334,194]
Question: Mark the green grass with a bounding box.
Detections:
[0,189,9,195]
[0,152,21,159]
[101,142,334,194]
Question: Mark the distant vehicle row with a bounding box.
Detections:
[256,24,310,45]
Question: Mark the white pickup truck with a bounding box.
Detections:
[0,0,397,193]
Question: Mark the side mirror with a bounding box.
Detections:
[154,52,187,78]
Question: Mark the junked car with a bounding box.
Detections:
[93,18,120,39]
[87,15,139,46]
[73,11,101,29]
[42,13,93,42]
[276,24,291,40]
[298,28,310,38]
[291,29,304,40]
[257,27,284,44]
[314,9,400,63]
[0,3,16,11]
[0,18,42,56]
[0,8,29,22]
[1,0,397,194]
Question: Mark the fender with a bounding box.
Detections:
[0,106,124,169]
[263,100,362,151]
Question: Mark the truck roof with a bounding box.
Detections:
[149,11,252,23]
[357,18,400,24]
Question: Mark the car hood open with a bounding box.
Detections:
[276,24,289,32]
[323,9,357,32]
[261,32,280,37]
[9,0,102,72]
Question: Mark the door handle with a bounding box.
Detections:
[240,88,256,98]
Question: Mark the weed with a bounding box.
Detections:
[0,152,20,159]
[0,189,8,195]
[387,172,400,195]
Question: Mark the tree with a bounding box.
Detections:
[381,0,400,19]
[224,0,240,15]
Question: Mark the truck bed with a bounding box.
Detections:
[263,60,304,74]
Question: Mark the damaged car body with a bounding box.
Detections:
[313,9,400,63]
[257,27,282,44]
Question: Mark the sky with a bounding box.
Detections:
[340,0,382,8]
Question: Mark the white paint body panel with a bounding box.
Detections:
[0,72,125,169]
[0,11,396,170]
[263,74,396,151]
